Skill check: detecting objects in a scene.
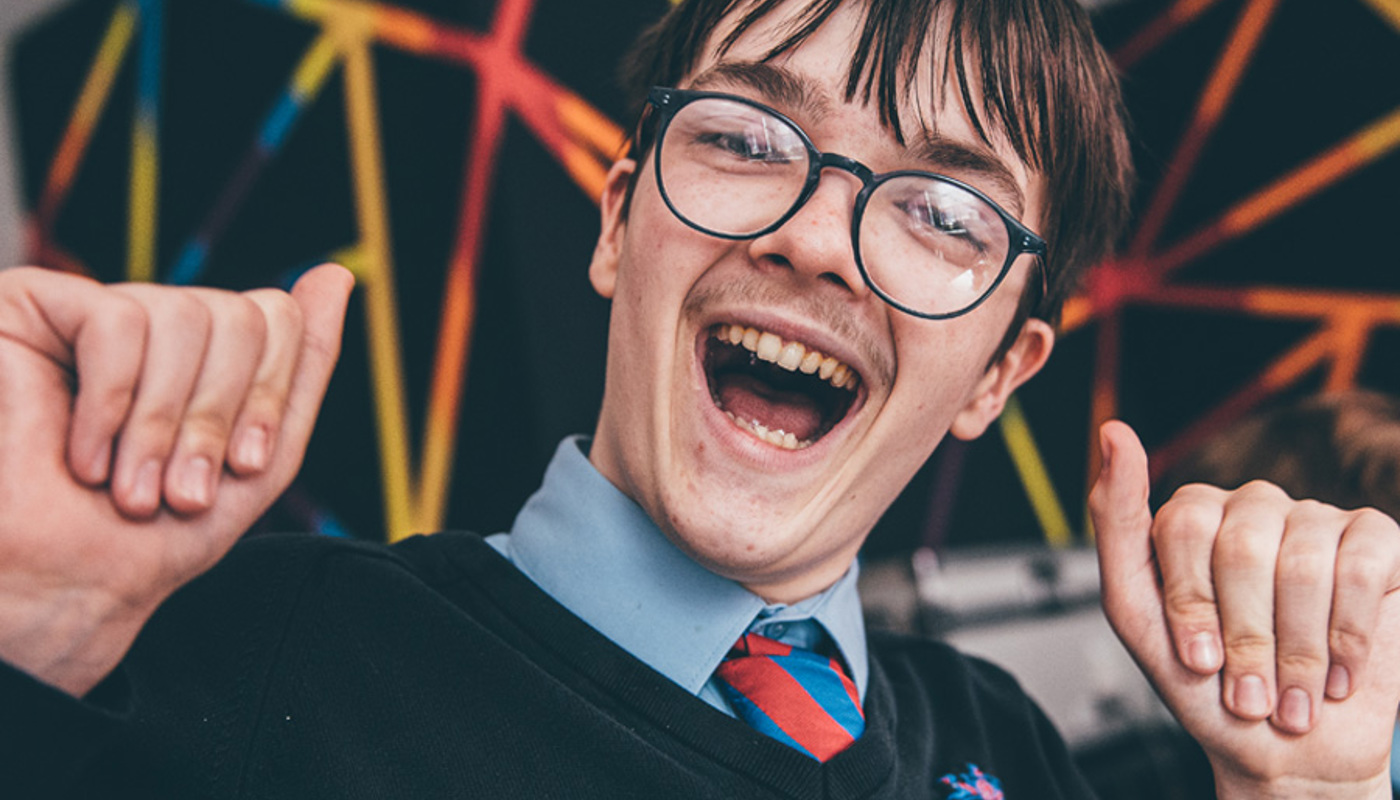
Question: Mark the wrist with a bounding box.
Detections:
[0,587,156,697]
[1214,769,1392,800]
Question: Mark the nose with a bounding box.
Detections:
[745,163,871,298]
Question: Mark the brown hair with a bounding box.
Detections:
[618,0,1135,351]
[1156,391,1400,519]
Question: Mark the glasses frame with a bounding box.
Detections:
[645,86,1049,320]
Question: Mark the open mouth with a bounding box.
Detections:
[703,323,862,451]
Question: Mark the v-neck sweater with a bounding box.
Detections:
[4,532,1094,799]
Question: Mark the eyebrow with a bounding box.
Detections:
[909,134,1027,218]
[684,61,1028,218]
[687,62,830,123]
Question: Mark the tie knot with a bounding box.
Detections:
[715,632,864,761]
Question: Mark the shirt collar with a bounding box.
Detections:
[490,436,868,700]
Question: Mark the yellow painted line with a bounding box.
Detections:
[999,395,1075,548]
[326,242,367,277]
[128,123,158,281]
[1359,0,1400,33]
[1222,104,1400,236]
[45,3,137,208]
[292,30,341,98]
[338,23,417,542]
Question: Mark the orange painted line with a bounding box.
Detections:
[1059,294,1094,333]
[415,0,539,532]
[1325,318,1371,392]
[1147,284,1400,321]
[368,4,441,54]
[37,2,137,235]
[1113,0,1226,69]
[1151,104,1400,277]
[1148,329,1333,482]
[1359,0,1400,33]
[1131,0,1280,260]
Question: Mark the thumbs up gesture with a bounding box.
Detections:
[0,265,352,698]
[1091,420,1400,798]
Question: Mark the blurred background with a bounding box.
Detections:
[5,0,1399,796]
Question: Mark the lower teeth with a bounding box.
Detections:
[723,411,811,450]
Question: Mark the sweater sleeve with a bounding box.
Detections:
[0,659,132,798]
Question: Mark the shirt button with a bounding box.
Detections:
[767,623,787,638]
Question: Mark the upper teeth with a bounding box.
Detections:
[712,324,859,390]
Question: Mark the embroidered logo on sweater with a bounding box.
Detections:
[939,764,1004,800]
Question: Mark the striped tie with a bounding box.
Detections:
[714,632,864,761]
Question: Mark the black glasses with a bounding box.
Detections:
[645,86,1048,320]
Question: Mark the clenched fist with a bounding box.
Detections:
[0,265,352,696]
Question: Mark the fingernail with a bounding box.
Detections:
[234,426,269,471]
[130,459,162,511]
[1279,687,1311,731]
[179,457,213,506]
[1187,633,1222,671]
[1326,664,1351,699]
[1234,675,1270,718]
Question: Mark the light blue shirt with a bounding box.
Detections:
[486,436,869,716]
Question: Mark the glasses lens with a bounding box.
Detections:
[859,175,1012,316]
[657,97,809,237]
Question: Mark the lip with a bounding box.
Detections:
[689,310,875,467]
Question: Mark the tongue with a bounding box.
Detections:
[715,373,825,442]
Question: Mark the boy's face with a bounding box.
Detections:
[587,0,1054,602]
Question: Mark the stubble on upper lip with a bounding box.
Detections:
[681,273,895,394]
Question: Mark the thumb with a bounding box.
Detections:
[1090,421,1170,662]
[267,263,354,479]
[1091,420,1154,586]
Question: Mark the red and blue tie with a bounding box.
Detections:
[714,632,865,761]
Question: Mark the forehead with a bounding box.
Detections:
[681,0,1043,223]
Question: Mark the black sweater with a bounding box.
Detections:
[4,532,1095,798]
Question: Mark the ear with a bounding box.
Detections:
[949,318,1055,440]
[588,158,637,300]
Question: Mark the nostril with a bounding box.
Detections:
[820,272,853,291]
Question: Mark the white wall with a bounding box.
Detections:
[0,0,70,269]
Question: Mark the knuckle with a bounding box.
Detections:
[249,288,303,334]
[128,402,186,441]
[1353,506,1399,532]
[1223,630,1275,660]
[1213,525,1276,568]
[1287,497,1334,520]
[1335,554,1387,595]
[180,408,236,447]
[218,293,269,344]
[1276,648,1330,676]
[104,293,150,336]
[1162,592,1216,627]
[1275,549,1331,590]
[1329,621,1372,660]
[1152,501,1220,546]
[168,294,214,336]
[1236,479,1291,502]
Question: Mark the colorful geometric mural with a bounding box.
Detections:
[13,0,1400,552]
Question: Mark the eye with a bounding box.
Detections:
[899,193,992,253]
[693,129,801,163]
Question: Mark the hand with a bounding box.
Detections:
[1092,420,1400,798]
[0,265,352,696]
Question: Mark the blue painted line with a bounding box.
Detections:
[258,91,302,153]
[136,0,162,120]
[168,239,209,285]
[313,513,352,539]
